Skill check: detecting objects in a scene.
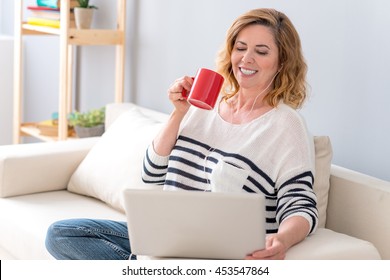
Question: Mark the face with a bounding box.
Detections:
[231,24,280,93]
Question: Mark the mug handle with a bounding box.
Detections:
[181,77,195,99]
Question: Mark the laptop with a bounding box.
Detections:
[122,189,266,259]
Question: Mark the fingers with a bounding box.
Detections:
[168,76,194,101]
[244,235,287,260]
[166,76,193,113]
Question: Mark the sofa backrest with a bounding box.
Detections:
[105,103,169,130]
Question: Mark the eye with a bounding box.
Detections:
[256,50,268,56]
[235,46,246,52]
[234,41,247,52]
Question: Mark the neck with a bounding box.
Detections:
[230,69,279,111]
[228,78,277,124]
[232,88,268,112]
[223,71,280,124]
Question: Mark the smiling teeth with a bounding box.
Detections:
[240,68,256,75]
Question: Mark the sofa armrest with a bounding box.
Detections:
[326,164,390,259]
[0,138,98,198]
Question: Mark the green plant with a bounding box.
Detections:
[69,107,105,128]
[77,0,98,9]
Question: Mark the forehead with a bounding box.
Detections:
[236,24,276,47]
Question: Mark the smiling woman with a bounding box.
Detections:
[231,25,280,92]
[226,24,280,124]
[216,9,307,111]
[143,8,318,261]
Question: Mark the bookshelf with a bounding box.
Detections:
[13,0,126,143]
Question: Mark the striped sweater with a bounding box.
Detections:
[142,103,318,234]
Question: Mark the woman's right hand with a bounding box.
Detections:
[167,76,193,114]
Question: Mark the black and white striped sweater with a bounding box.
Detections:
[142,103,318,235]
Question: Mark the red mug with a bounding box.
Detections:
[182,68,224,110]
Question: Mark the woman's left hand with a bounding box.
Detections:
[245,234,287,260]
[245,216,311,260]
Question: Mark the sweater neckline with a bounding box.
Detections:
[215,99,278,127]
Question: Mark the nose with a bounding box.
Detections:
[241,50,254,64]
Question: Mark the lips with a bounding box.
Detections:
[239,67,257,76]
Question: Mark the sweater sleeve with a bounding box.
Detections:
[276,169,318,235]
[141,144,169,185]
[273,106,319,235]
[141,107,196,185]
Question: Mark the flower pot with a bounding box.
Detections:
[74,124,104,138]
[74,7,94,29]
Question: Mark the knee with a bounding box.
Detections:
[45,221,61,244]
[45,220,79,259]
[45,221,64,257]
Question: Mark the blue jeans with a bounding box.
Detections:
[45,219,136,260]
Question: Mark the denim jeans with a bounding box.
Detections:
[45,219,136,260]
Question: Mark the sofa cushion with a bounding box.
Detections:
[138,228,380,260]
[285,228,380,259]
[313,136,333,228]
[105,102,170,130]
[67,107,164,213]
[0,191,125,259]
[105,102,137,129]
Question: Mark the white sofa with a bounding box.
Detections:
[0,103,389,260]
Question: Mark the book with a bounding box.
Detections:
[27,6,60,11]
[37,0,79,9]
[27,6,75,21]
[27,17,60,28]
[36,120,73,137]
[27,17,76,29]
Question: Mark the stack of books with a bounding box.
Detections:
[26,0,78,28]
[36,119,74,137]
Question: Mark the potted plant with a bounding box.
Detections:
[74,0,98,29]
[69,107,105,138]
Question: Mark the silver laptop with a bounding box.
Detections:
[122,189,266,260]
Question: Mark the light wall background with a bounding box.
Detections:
[0,0,389,182]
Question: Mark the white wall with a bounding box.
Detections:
[1,0,389,181]
[0,35,13,145]
[0,0,2,31]
[297,0,390,183]
[0,0,14,35]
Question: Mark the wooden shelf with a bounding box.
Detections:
[68,29,124,45]
[21,24,124,45]
[14,0,126,143]
[20,123,77,142]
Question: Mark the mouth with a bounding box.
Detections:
[239,67,257,76]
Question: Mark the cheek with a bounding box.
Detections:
[230,51,241,66]
[255,57,278,73]
[230,53,241,74]
[260,54,280,70]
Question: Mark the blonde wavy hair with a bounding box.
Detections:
[216,8,308,109]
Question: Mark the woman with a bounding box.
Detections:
[45,8,317,260]
[142,8,317,260]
